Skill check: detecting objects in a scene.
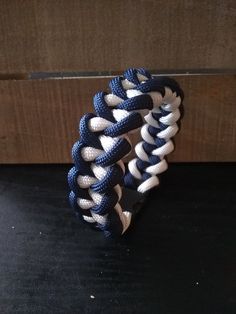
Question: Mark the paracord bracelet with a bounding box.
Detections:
[68,68,184,237]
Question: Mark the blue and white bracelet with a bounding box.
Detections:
[68,68,184,237]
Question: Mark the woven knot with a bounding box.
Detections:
[68,68,184,236]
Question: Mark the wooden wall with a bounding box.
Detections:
[0,0,235,163]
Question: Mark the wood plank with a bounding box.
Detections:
[0,0,235,74]
[0,74,235,163]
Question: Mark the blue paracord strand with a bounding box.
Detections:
[68,68,184,237]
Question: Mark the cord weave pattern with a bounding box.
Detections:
[68,68,184,236]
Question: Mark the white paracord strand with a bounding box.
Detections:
[69,70,183,235]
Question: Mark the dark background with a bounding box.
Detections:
[0,163,235,313]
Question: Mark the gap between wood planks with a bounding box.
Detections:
[0,69,236,81]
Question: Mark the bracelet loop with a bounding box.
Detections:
[68,68,184,237]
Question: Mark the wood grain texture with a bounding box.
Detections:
[0,0,235,74]
[0,74,235,163]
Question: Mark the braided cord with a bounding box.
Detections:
[68,68,183,236]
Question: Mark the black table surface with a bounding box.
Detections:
[0,163,235,314]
